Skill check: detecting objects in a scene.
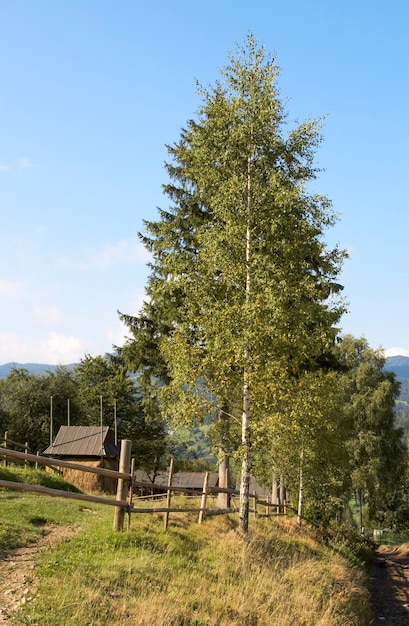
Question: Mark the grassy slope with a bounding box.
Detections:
[0,469,373,626]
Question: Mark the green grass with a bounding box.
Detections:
[0,465,81,491]
[1,467,373,626]
[0,467,87,557]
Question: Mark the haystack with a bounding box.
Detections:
[43,425,120,494]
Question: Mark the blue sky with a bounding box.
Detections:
[0,0,408,364]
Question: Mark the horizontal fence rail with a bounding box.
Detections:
[0,445,289,532]
[133,479,279,510]
[0,447,131,480]
[0,479,130,510]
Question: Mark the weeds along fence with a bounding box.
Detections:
[0,441,287,531]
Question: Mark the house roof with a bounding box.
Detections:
[43,425,120,457]
[134,469,219,490]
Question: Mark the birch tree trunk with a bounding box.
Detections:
[217,408,230,509]
[297,448,304,526]
[239,371,251,532]
[239,151,254,534]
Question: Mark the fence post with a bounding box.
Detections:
[24,442,29,469]
[253,490,257,519]
[164,457,174,530]
[198,471,209,524]
[3,431,8,466]
[127,458,135,531]
[113,439,132,532]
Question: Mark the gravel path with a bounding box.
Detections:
[0,525,76,624]
[368,545,409,625]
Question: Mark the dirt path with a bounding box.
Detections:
[368,545,409,625]
[2,530,409,625]
[0,524,77,624]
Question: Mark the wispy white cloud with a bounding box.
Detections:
[33,305,66,325]
[0,278,24,301]
[384,347,409,358]
[58,236,151,270]
[18,157,38,170]
[0,331,91,364]
[88,236,151,269]
[0,157,38,172]
[105,319,132,349]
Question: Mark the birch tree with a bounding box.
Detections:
[131,34,346,532]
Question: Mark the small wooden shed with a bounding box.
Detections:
[43,425,120,494]
[133,469,219,497]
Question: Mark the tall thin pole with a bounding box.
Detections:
[67,398,70,426]
[114,399,117,446]
[50,396,53,446]
[100,396,103,455]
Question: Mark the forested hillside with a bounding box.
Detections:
[0,362,76,377]
[385,356,409,402]
[385,356,409,438]
[2,355,408,399]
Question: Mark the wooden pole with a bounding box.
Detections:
[113,439,132,531]
[127,458,135,531]
[1,479,128,508]
[253,489,257,519]
[3,431,8,466]
[198,471,209,524]
[100,396,103,455]
[164,457,174,530]
[24,442,28,469]
[1,447,130,479]
[50,396,53,446]
[67,398,70,426]
[114,399,117,446]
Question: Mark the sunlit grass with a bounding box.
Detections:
[0,482,372,626]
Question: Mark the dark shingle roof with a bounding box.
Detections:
[43,426,119,457]
[134,470,219,490]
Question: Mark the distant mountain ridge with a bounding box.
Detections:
[384,356,409,380]
[0,362,77,377]
[1,356,408,384]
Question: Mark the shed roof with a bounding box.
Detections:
[135,470,219,490]
[43,425,119,458]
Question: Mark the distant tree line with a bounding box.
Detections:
[0,354,167,471]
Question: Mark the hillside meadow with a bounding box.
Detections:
[0,468,374,626]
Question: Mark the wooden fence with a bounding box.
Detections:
[0,442,287,531]
[2,431,30,467]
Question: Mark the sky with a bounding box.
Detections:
[0,0,408,365]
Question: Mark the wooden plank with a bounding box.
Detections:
[164,457,174,530]
[0,479,129,509]
[198,471,209,524]
[0,448,131,480]
[129,506,236,514]
[133,481,239,496]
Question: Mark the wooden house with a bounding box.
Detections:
[43,425,120,494]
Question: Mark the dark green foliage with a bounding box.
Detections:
[335,336,408,527]
[0,354,169,472]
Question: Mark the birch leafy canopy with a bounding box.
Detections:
[124,34,347,532]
